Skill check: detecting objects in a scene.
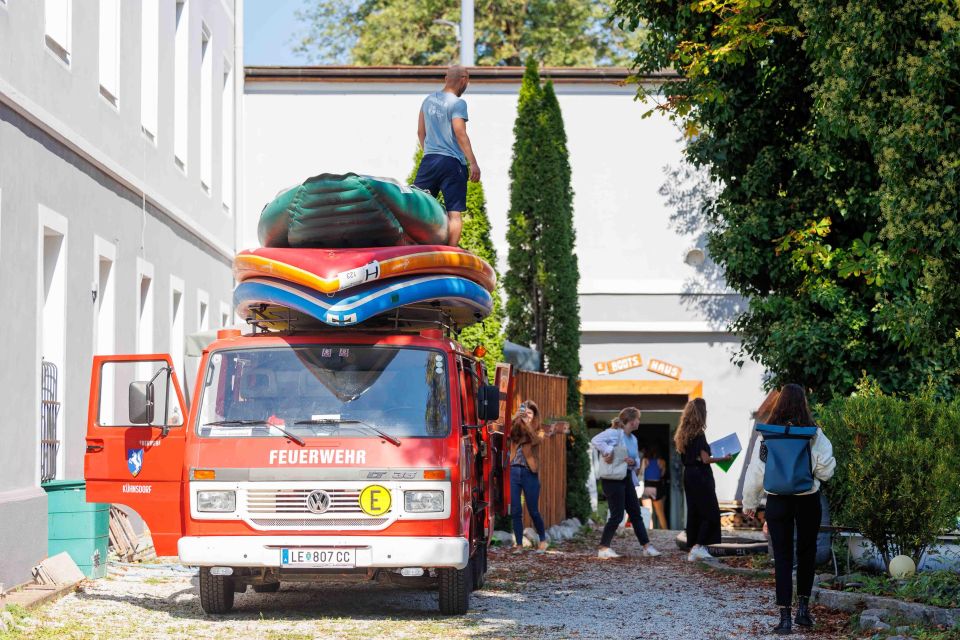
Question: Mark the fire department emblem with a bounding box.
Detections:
[306,490,331,514]
[127,449,144,477]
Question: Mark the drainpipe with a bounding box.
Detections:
[460,0,474,66]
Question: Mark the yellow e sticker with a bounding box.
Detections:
[359,485,391,516]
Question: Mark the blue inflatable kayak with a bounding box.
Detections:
[234,275,493,328]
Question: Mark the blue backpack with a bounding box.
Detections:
[756,424,818,495]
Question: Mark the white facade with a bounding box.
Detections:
[0,0,241,587]
[242,68,767,526]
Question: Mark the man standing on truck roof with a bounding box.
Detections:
[413,65,481,247]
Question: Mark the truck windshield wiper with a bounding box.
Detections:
[294,418,401,447]
[202,420,306,446]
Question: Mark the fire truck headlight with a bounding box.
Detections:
[197,490,236,512]
[404,490,444,513]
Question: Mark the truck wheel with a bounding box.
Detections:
[253,583,280,593]
[199,568,235,614]
[438,563,471,615]
[471,547,486,591]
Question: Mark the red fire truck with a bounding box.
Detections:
[84,325,512,615]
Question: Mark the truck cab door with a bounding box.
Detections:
[84,354,188,556]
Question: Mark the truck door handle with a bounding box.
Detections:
[86,440,104,453]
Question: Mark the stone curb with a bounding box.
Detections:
[1,581,82,611]
[695,557,774,579]
[812,586,960,627]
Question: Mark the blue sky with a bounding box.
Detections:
[244,0,312,66]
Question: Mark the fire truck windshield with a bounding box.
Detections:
[196,345,451,439]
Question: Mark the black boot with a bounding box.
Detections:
[774,607,792,635]
[795,596,814,627]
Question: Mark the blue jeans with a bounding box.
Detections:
[510,465,546,545]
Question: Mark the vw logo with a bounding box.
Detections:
[305,490,331,514]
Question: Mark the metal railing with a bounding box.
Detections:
[40,359,60,483]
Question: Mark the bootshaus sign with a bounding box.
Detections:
[594,354,643,375]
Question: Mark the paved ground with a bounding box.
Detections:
[1,529,851,639]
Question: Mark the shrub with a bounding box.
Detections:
[565,414,592,523]
[818,381,960,565]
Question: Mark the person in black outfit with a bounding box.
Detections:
[743,384,836,634]
[674,398,732,561]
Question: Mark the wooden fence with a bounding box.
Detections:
[513,370,568,530]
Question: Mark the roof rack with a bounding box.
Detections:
[244,303,467,338]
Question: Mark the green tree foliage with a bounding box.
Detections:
[504,60,544,351]
[505,61,582,413]
[540,81,582,413]
[564,415,593,522]
[817,381,960,564]
[409,148,504,380]
[293,0,645,66]
[612,0,960,400]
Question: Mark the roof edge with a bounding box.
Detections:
[244,65,679,84]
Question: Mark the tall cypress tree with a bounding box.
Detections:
[539,80,581,413]
[504,59,546,352]
[409,149,504,380]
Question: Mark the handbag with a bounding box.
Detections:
[596,431,629,480]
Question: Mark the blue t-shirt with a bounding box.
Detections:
[421,91,468,164]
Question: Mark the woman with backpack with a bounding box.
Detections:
[591,407,661,559]
[743,384,836,635]
[675,398,732,562]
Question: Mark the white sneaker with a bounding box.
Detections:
[691,545,714,560]
[597,547,621,559]
[641,544,661,557]
[686,550,698,562]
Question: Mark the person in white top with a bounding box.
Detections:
[743,384,836,635]
[591,407,661,560]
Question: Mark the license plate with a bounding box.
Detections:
[281,548,356,568]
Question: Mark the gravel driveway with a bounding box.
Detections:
[4,529,848,639]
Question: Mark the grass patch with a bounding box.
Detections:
[142,577,169,585]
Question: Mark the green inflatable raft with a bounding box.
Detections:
[258,173,450,248]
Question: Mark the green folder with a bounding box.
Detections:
[709,433,742,473]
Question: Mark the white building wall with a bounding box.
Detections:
[0,0,238,588]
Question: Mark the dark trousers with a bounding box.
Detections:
[683,465,722,546]
[766,491,822,607]
[510,465,545,545]
[600,474,650,547]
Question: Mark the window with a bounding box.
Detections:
[140,0,159,139]
[199,24,212,192]
[44,0,72,64]
[197,289,209,331]
[173,0,189,170]
[98,0,120,106]
[170,277,185,383]
[220,60,234,212]
[196,347,451,438]
[136,258,154,380]
[93,237,117,424]
[39,206,68,482]
[219,301,231,328]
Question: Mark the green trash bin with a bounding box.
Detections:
[43,480,109,579]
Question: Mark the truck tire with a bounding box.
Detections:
[253,583,280,593]
[199,568,235,614]
[438,563,471,615]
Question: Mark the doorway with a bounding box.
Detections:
[581,379,702,531]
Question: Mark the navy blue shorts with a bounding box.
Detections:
[413,154,467,212]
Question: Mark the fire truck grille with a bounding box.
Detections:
[245,488,364,515]
[250,517,389,529]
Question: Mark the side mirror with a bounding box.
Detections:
[129,381,155,425]
[477,384,500,422]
